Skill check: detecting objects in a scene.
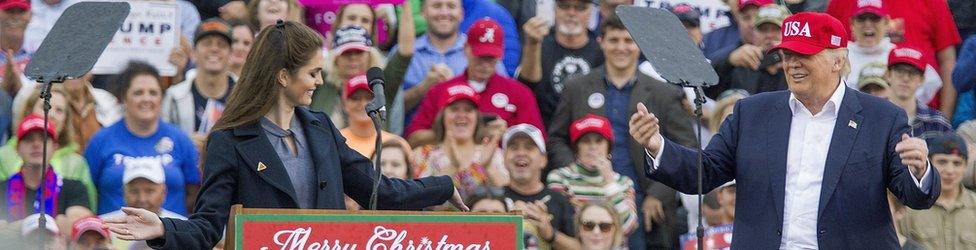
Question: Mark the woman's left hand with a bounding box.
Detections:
[449,187,470,212]
[103,207,165,241]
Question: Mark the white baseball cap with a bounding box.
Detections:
[503,124,547,154]
[122,158,166,184]
[21,213,60,236]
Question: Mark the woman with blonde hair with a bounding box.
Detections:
[576,202,626,250]
[313,2,417,133]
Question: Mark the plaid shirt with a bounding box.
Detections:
[911,103,954,139]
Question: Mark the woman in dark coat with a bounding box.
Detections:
[103,21,467,250]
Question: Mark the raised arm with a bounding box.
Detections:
[630,102,736,194]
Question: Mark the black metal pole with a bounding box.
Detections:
[693,86,706,250]
[367,108,386,210]
[37,79,55,249]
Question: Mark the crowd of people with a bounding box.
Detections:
[0,0,975,249]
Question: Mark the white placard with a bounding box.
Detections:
[93,1,179,76]
[635,0,732,34]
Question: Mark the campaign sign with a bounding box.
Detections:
[233,212,523,250]
[679,224,734,250]
[93,1,178,76]
[635,0,732,34]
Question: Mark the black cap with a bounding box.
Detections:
[668,4,701,27]
[194,18,233,45]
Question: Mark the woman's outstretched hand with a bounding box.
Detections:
[103,207,165,241]
[450,187,470,212]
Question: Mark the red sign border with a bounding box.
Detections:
[234,213,524,249]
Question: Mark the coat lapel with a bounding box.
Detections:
[818,88,863,213]
[295,109,336,208]
[234,122,299,205]
[767,93,792,221]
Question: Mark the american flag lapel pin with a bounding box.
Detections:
[848,120,858,129]
[257,162,267,172]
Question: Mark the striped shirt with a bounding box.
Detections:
[546,163,638,235]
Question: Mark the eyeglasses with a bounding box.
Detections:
[580,221,615,233]
[557,2,589,11]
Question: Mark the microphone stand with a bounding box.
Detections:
[366,106,386,210]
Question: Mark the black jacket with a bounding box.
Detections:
[147,108,454,249]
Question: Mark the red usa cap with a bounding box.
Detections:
[853,0,886,18]
[770,12,848,56]
[343,74,371,98]
[466,18,504,58]
[17,114,56,141]
[570,114,614,145]
[442,84,480,108]
[888,44,927,71]
[739,0,772,10]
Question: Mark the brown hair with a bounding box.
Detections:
[599,14,627,37]
[211,21,323,133]
[431,102,485,144]
[21,85,76,147]
[112,61,162,102]
[227,18,256,35]
[381,139,414,178]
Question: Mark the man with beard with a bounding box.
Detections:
[399,0,506,120]
[518,0,604,127]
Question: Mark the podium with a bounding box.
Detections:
[224,205,524,250]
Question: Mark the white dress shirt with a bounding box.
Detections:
[647,83,933,249]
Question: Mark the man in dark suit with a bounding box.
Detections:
[629,12,940,249]
[547,15,697,250]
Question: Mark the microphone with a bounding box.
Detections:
[365,67,387,119]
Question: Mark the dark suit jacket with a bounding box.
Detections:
[547,67,697,247]
[147,108,455,249]
[649,88,941,249]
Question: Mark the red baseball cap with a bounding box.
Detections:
[441,84,480,108]
[738,0,772,10]
[71,217,111,242]
[888,45,927,71]
[570,114,614,145]
[770,12,848,56]
[17,114,56,141]
[343,74,371,98]
[852,0,887,18]
[0,0,29,11]
[466,18,504,58]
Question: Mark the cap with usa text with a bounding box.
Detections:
[770,12,848,55]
